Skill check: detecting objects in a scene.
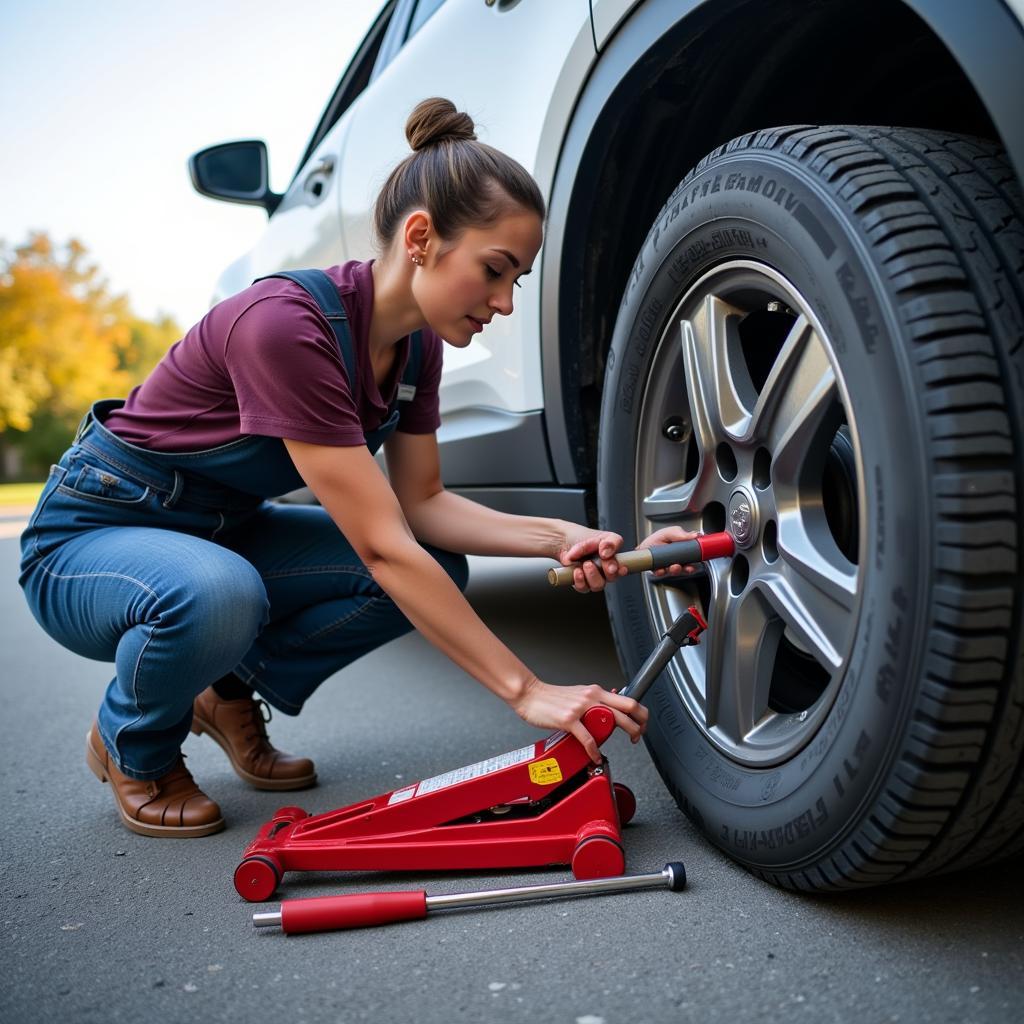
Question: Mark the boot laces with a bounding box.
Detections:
[242,698,273,746]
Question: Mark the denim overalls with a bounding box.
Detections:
[19,270,469,779]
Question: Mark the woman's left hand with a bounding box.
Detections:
[555,525,625,593]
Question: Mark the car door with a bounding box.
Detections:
[337,0,596,472]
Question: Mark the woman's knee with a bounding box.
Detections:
[170,552,269,648]
[20,530,269,671]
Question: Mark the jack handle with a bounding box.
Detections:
[618,605,709,705]
[547,532,735,588]
[252,863,686,935]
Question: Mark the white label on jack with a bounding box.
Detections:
[414,743,537,796]
[387,785,418,805]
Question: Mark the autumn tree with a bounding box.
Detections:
[0,232,179,479]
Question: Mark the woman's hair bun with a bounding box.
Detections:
[373,96,544,250]
[406,97,477,151]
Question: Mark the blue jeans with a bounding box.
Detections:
[19,429,469,780]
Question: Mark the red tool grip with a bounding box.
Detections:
[697,532,735,560]
[646,532,734,571]
[280,890,428,934]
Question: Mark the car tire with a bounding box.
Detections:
[597,125,1024,890]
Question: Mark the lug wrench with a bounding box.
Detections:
[547,533,735,588]
[252,862,687,935]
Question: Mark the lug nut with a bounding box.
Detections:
[662,416,688,442]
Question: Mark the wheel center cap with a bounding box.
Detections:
[728,487,759,548]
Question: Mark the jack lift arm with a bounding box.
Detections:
[233,532,735,902]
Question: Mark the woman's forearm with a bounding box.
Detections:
[403,488,568,557]
[285,439,548,702]
[369,539,535,701]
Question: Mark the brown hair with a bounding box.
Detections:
[373,97,546,253]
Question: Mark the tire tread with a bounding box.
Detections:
[643,125,1024,890]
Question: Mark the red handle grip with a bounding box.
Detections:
[697,532,735,560]
[280,890,428,934]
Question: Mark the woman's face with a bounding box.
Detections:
[411,208,544,346]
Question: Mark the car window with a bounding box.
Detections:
[291,1,397,184]
[406,0,447,40]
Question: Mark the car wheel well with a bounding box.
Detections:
[554,0,1000,500]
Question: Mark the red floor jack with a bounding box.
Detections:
[233,532,735,903]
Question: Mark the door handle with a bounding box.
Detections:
[303,155,335,200]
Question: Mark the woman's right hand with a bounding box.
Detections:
[508,676,648,764]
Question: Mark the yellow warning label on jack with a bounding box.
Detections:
[529,758,563,786]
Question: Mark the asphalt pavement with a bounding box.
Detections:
[1,529,1022,1024]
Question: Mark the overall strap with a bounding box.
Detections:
[395,330,423,405]
[253,269,357,396]
[366,329,425,455]
[382,329,423,427]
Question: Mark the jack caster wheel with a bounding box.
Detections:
[234,855,282,903]
[571,822,626,879]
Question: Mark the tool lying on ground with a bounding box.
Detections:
[251,861,686,934]
[233,532,735,903]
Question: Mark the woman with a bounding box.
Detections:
[19,98,690,838]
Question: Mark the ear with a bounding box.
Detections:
[402,210,434,258]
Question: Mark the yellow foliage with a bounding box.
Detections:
[0,232,180,433]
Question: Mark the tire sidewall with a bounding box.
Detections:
[599,149,930,868]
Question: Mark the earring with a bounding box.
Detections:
[411,252,423,266]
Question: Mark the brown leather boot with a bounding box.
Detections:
[85,722,224,838]
[191,687,317,791]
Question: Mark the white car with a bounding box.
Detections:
[189,0,1024,891]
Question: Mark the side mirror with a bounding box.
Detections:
[188,140,283,216]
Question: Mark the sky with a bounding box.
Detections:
[1,1,379,329]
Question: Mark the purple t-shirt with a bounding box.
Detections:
[104,260,443,450]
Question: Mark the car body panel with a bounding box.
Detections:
[197,0,1023,512]
[900,0,1024,180]
[337,0,595,425]
[590,0,648,48]
[591,0,1024,179]
[540,0,1024,489]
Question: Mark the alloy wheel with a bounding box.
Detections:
[635,260,864,767]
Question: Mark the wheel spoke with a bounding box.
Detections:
[680,294,750,448]
[755,318,837,466]
[641,475,715,524]
[680,316,717,453]
[756,528,856,671]
[702,583,777,743]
